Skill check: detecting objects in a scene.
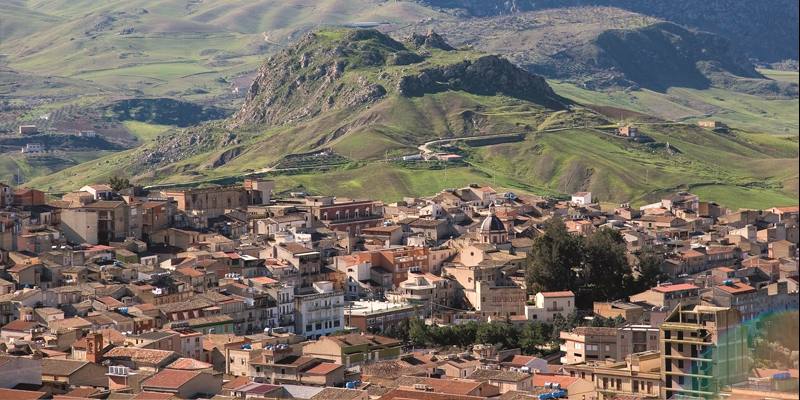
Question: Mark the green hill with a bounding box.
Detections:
[26,28,798,210]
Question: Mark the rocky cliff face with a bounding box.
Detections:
[230,29,565,128]
[398,55,565,108]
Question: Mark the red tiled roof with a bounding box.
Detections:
[63,387,100,398]
[176,267,204,278]
[223,375,251,389]
[305,362,343,375]
[86,245,115,252]
[0,388,47,400]
[97,296,125,308]
[398,377,483,395]
[705,246,735,254]
[680,249,705,258]
[540,291,575,298]
[167,358,213,370]
[652,283,698,293]
[143,369,201,389]
[503,355,537,367]
[716,282,756,295]
[2,320,40,332]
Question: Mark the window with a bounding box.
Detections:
[575,343,583,350]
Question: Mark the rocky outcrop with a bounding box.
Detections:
[408,30,455,51]
[230,28,566,128]
[397,55,566,108]
[229,31,394,129]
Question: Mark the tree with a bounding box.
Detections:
[476,322,516,349]
[526,217,582,293]
[636,246,669,291]
[582,228,633,301]
[109,176,132,191]
[519,322,550,355]
[384,319,410,342]
[550,311,582,341]
[408,318,429,347]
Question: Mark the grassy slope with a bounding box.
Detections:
[470,125,797,209]
[550,81,799,134]
[271,164,496,201]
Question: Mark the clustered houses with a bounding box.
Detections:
[0,179,795,400]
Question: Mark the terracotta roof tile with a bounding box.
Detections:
[652,283,699,293]
[143,369,201,389]
[0,388,47,400]
[304,362,343,375]
[716,282,756,295]
[540,291,574,298]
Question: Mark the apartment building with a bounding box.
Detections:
[563,351,662,400]
[293,281,344,339]
[560,327,618,365]
[660,304,749,399]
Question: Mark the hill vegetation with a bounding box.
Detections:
[26,28,798,210]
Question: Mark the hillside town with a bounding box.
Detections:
[0,179,795,400]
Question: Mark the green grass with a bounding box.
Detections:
[469,126,798,209]
[0,151,117,185]
[122,121,172,142]
[270,163,496,202]
[758,69,799,84]
[550,81,799,134]
[689,184,797,210]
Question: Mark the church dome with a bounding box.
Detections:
[480,214,505,232]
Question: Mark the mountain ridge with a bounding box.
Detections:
[415,0,800,63]
[229,29,567,130]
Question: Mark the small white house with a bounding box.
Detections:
[79,184,114,200]
[525,291,575,322]
[571,191,592,206]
